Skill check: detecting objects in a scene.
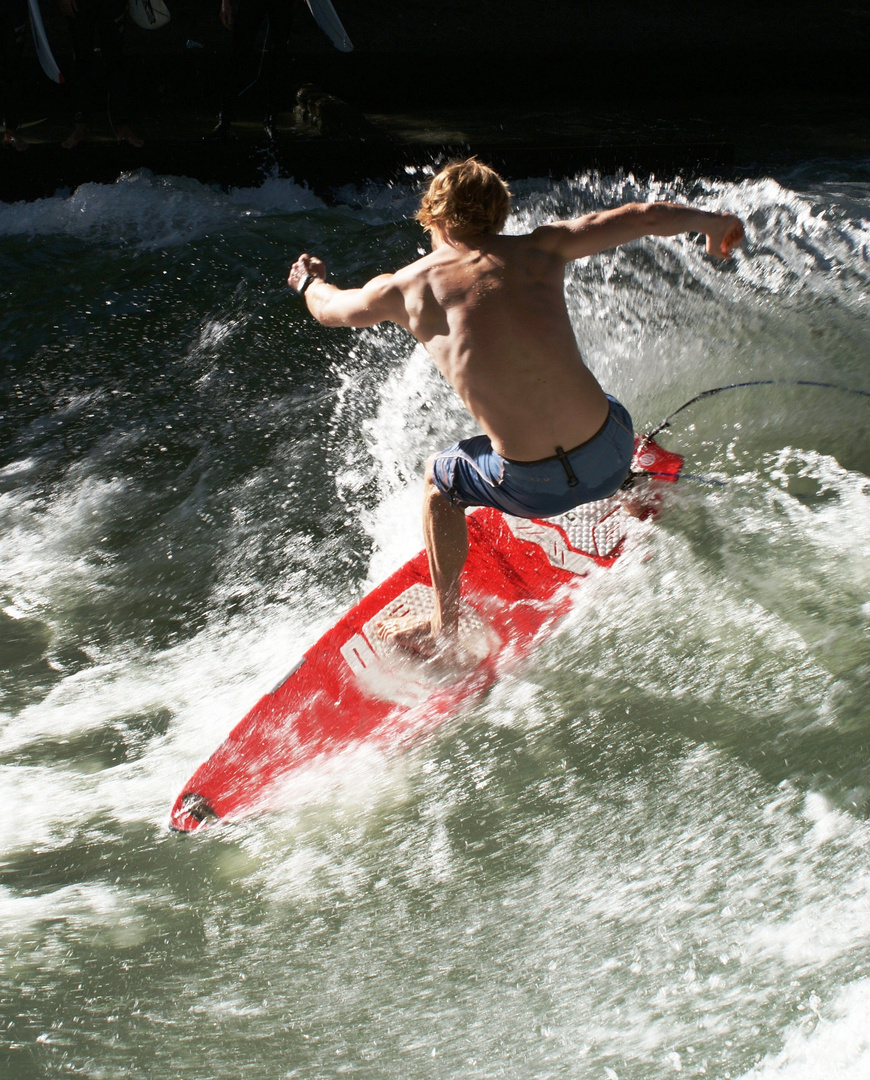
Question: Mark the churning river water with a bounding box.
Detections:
[1,161,869,1079]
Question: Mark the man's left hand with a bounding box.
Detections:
[706,214,745,260]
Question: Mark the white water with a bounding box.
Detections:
[1,165,869,1079]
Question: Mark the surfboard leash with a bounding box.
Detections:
[641,378,870,445]
[626,378,870,490]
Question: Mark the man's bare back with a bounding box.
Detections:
[385,229,610,460]
[287,159,744,658]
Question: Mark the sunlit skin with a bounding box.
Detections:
[289,192,744,658]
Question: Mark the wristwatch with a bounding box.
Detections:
[297,272,315,295]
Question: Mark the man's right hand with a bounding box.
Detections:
[288,254,326,294]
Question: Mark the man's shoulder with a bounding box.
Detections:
[523,222,574,252]
[394,248,438,277]
[392,247,455,290]
[492,227,574,272]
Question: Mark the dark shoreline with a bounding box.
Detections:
[2,0,868,202]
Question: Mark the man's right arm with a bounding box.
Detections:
[534,202,745,262]
[288,254,410,329]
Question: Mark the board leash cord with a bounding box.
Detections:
[641,378,870,445]
[627,377,870,488]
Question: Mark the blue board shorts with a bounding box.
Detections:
[430,395,634,519]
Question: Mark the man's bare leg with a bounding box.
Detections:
[376,470,469,655]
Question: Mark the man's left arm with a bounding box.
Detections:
[288,254,409,329]
[534,203,745,263]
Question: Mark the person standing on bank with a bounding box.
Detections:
[207,0,298,141]
[288,159,744,657]
[59,0,143,148]
[1,0,30,150]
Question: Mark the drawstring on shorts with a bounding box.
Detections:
[554,446,579,488]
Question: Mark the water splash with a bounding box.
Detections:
[1,164,869,1080]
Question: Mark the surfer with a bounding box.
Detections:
[288,158,744,656]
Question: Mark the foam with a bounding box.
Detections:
[738,980,870,1079]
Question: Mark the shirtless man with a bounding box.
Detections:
[288,158,744,655]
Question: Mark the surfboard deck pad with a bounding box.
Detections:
[169,437,682,831]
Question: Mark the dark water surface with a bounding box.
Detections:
[1,166,869,1079]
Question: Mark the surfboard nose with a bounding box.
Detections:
[169,792,219,832]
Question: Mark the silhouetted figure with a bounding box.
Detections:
[1,0,30,150]
[59,0,143,147]
[207,0,299,141]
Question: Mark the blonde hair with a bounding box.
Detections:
[415,158,511,236]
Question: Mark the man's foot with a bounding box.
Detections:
[2,129,28,151]
[618,474,653,519]
[375,613,447,659]
[116,124,144,148]
[62,122,86,149]
[375,613,477,670]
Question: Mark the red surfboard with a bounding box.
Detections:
[169,437,682,831]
